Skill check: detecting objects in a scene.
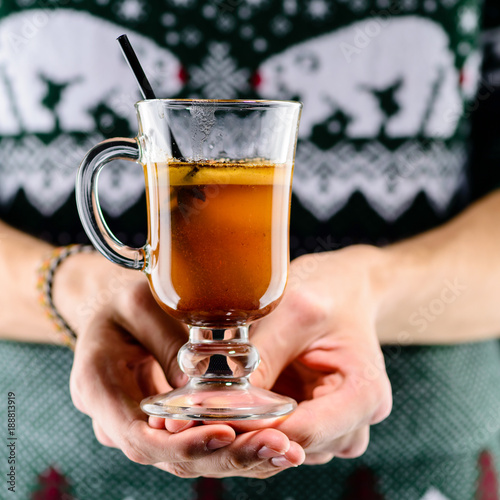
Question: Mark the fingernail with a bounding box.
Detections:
[258,446,285,459]
[271,456,296,468]
[207,438,233,450]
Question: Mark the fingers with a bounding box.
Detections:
[71,281,311,478]
[164,420,196,433]
[155,429,305,479]
[161,418,196,433]
[74,356,236,465]
[332,426,370,459]
[92,421,117,449]
[72,314,306,474]
[274,389,372,457]
[303,452,335,465]
[90,373,305,478]
[137,358,172,398]
[250,287,329,390]
[205,430,304,478]
[110,421,234,466]
[96,394,305,478]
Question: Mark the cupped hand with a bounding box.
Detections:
[230,245,393,465]
[69,274,305,478]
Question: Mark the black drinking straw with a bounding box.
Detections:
[117,34,156,99]
[117,34,185,160]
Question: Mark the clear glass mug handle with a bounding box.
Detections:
[76,138,145,270]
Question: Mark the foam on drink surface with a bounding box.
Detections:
[165,159,288,186]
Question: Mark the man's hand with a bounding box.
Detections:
[235,245,393,464]
[69,278,305,478]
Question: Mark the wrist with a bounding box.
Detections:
[360,244,398,329]
[37,245,95,346]
[372,241,434,344]
[52,250,140,339]
[328,244,394,332]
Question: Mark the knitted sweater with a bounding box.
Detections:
[0,0,499,498]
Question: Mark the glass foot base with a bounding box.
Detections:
[140,379,297,420]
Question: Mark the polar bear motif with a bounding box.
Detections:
[0,9,183,135]
[256,16,462,139]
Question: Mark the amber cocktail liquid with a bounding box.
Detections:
[77,99,302,420]
[147,161,290,327]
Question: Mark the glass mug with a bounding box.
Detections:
[76,99,302,420]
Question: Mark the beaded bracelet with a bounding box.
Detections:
[37,244,95,349]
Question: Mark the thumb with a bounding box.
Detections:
[142,321,189,389]
[249,327,298,390]
[116,286,189,388]
[129,323,188,389]
[156,328,189,388]
[249,295,324,389]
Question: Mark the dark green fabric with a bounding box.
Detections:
[1,341,499,498]
[0,0,481,248]
[0,342,195,500]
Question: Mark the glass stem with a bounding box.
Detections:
[178,326,260,382]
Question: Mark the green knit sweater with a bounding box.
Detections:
[0,0,499,498]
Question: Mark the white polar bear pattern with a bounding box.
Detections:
[0,9,183,134]
[256,16,462,139]
[256,16,468,222]
[0,9,184,216]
